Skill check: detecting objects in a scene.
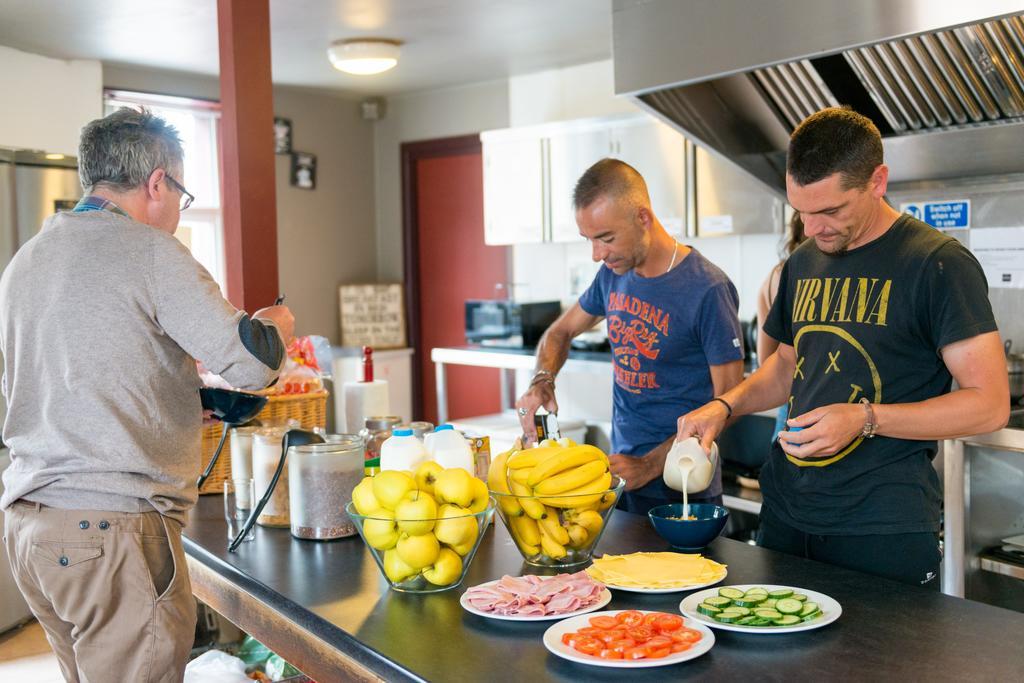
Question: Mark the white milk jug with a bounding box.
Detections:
[663,437,719,494]
[380,428,429,472]
[426,424,474,473]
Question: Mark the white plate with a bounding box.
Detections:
[1001,533,1024,549]
[680,584,842,634]
[542,610,715,668]
[460,578,612,622]
[597,569,727,594]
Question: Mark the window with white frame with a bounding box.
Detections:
[103,90,225,290]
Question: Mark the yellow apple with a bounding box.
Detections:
[372,470,416,510]
[362,509,400,550]
[351,477,381,515]
[413,460,444,496]
[383,548,418,584]
[433,504,478,547]
[433,468,474,508]
[395,490,438,536]
[448,538,476,556]
[467,476,490,514]
[422,547,463,586]
[396,532,441,570]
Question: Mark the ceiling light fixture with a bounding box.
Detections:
[328,38,401,76]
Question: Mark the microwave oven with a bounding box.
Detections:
[464,300,561,348]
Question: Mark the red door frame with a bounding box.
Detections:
[400,134,483,420]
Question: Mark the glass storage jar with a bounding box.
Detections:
[359,416,403,464]
[252,426,291,527]
[288,435,365,540]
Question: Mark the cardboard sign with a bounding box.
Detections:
[339,284,407,349]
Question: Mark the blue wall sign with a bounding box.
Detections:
[899,199,971,228]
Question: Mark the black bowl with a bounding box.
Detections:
[199,387,267,424]
[648,503,729,551]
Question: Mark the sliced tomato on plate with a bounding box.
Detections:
[625,625,655,642]
[576,626,606,637]
[599,648,624,659]
[572,635,603,656]
[652,614,684,632]
[624,645,649,660]
[671,641,692,653]
[594,629,627,644]
[643,635,674,649]
[645,646,671,659]
[608,638,637,654]
[671,627,704,643]
[589,615,621,630]
[615,610,645,627]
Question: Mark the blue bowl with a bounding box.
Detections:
[648,503,729,551]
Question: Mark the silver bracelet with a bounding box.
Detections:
[859,397,877,438]
[529,369,555,388]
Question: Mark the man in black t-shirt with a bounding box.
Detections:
[677,107,1009,588]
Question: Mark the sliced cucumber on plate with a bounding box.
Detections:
[697,586,825,628]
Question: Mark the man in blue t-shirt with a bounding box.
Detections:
[516,158,745,514]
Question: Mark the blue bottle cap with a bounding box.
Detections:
[393,428,414,437]
[434,424,454,432]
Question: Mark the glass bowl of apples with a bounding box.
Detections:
[346,464,495,593]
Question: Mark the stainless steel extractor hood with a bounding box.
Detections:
[613,0,1024,196]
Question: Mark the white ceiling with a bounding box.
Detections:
[0,0,613,96]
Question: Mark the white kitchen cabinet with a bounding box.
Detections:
[481,114,689,245]
[610,118,686,237]
[548,125,613,243]
[481,130,546,245]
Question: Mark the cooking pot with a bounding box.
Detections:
[1005,341,1024,404]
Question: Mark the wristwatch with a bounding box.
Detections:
[859,398,877,438]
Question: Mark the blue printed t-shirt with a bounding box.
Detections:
[578,248,744,503]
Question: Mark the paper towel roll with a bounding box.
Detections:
[342,380,390,433]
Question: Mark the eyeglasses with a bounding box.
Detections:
[164,173,195,211]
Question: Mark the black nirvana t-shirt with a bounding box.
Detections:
[762,215,997,535]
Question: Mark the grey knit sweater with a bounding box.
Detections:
[0,209,283,522]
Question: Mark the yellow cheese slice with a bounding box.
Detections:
[586,552,727,588]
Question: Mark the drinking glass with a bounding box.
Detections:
[224,478,256,543]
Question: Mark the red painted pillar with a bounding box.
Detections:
[217,0,279,312]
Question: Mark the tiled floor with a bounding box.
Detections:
[0,620,64,682]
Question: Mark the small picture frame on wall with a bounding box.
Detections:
[290,152,316,190]
[274,117,292,154]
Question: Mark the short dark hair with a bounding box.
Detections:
[78,107,184,192]
[572,158,649,211]
[787,107,882,190]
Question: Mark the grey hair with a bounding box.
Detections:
[572,158,650,212]
[78,107,184,193]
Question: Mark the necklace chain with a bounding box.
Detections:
[665,243,679,274]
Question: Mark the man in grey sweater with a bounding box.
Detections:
[0,108,292,682]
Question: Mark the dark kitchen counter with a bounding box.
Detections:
[183,495,1024,682]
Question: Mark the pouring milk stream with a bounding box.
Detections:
[662,437,718,517]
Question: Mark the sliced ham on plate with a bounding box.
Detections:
[463,571,606,617]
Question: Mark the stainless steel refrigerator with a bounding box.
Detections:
[1,148,83,268]
[0,149,80,632]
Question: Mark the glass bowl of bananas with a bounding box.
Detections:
[487,441,625,567]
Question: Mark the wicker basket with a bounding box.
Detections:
[198,390,329,495]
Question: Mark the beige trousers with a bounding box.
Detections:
[3,500,197,683]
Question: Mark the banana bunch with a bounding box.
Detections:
[487,439,619,563]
